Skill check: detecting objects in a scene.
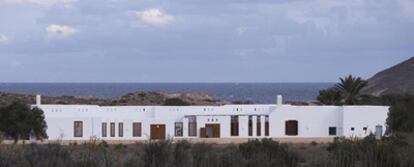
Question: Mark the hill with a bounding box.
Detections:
[362,57,414,96]
[0,91,226,107]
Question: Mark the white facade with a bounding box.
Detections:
[32,95,389,140]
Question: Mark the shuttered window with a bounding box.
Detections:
[119,122,123,137]
[74,121,83,137]
[175,122,183,137]
[110,122,115,137]
[188,116,197,137]
[102,123,107,137]
[133,122,142,137]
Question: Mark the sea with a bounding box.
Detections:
[0,83,333,104]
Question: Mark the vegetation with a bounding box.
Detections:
[232,100,255,104]
[385,96,414,134]
[164,98,191,106]
[318,75,368,105]
[0,139,300,167]
[320,135,414,167]
[317,88,343,105]
[0,101,47,142]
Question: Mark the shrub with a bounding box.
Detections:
[239,139,298,167]
[164,98,190,106]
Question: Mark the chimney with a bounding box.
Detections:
[276,95,283,105]
[36,95,41,106]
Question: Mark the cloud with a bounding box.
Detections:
[0,34,8,44]
[46,24,77,37]
[136,8,174,26]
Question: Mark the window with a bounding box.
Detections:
[363,127,368,131]
[230,116,239,136]
[102,123,107,137]
[110,122,115,137]
[119,122,123,137]
[132,122,142,137]
[265,115,269,136]
[74,121,83,137]
[351,127,355,131]
[175,122,183,137]
[257,116,261,136]
[188,116,197,137]
[329,127,337,136]
[285,120,298,136]
[248,116,253,136]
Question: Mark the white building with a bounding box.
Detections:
[32,95,389,140]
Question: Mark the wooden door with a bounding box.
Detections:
[200,128,206,138]
[205,124,220,138]
[150,124,166,140]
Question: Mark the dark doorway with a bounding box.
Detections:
[150,124,166,140]
[285,120,298,136]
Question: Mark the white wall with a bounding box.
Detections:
[270,106,341,138]
[342,106,389,137]
[35,104,389,140]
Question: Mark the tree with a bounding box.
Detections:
[0,101,47,142]
[386,96,414,134]
[31,107,48,140]
[317,88,343,105]
[335,75,368,105]
[317,75,368,105]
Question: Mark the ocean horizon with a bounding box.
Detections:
[0,83,333,104]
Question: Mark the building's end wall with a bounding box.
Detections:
[342,106,389,137]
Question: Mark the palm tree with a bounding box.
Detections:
[317,88,343,105]
[335,75,368,105]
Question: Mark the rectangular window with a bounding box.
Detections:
[110,122,115,137]
[74,121,83,137]
[119,122,123,137]
[329,127,337,136]
[265,115,269,136]
[132,122,142,137]
[102,122,107,137]
[175,122,183,137]
[188,116,197,137]
[257,116,261,136]
[248,116,253,136]
[285,120,298,136]
[231,116,239,136]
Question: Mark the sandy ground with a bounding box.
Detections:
[1,137,335,145]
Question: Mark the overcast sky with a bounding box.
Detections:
[0,0,413,82]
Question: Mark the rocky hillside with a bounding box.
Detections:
[362,57,414,96]
[0,91,226,107]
